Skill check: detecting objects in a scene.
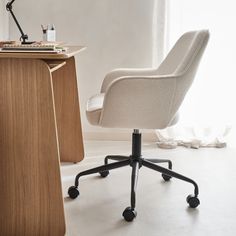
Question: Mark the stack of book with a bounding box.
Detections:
[0,42,66,53]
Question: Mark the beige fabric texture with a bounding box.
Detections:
[86,30,209,130]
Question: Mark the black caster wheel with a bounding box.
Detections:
[186,194,200,208]
[122,207,137,222]
[162,173,172,181]
[99,170,109,178]
[68,186,80,199]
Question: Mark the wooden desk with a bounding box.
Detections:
[0,46,85,235]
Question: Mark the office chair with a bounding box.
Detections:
[68,30,210,221]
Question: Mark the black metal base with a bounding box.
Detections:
[68,131,200,221]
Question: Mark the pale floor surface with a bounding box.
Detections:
[61,141,236,236]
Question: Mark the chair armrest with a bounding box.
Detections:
[100,75,180,129]
[101,68,157,93]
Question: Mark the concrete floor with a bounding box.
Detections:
[61,141,236,236]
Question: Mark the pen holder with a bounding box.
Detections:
[43,29,56,42]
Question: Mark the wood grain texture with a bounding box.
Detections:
[0,58,65,236]
[52,57,84,163]
[47,60,66,72]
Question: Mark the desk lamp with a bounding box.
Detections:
[6,0,34,44]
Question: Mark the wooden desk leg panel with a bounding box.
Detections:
[52,57,84,163]
[0,58,65,236]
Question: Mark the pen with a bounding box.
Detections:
[41,24,47,33]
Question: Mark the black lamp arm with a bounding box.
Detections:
[6,0,29,44]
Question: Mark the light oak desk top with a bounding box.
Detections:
[0,46,85,236]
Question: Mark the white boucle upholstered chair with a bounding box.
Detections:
[68,30,210,222]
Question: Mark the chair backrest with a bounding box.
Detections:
[160,30,210,126]
[157,30,209,76]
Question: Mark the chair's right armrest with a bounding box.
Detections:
[101,68,156,93]
[100,74,179,129]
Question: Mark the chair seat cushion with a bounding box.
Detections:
[86,93,105,125]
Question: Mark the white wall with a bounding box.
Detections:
[0,0,9,40]
[9,0,166,139]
